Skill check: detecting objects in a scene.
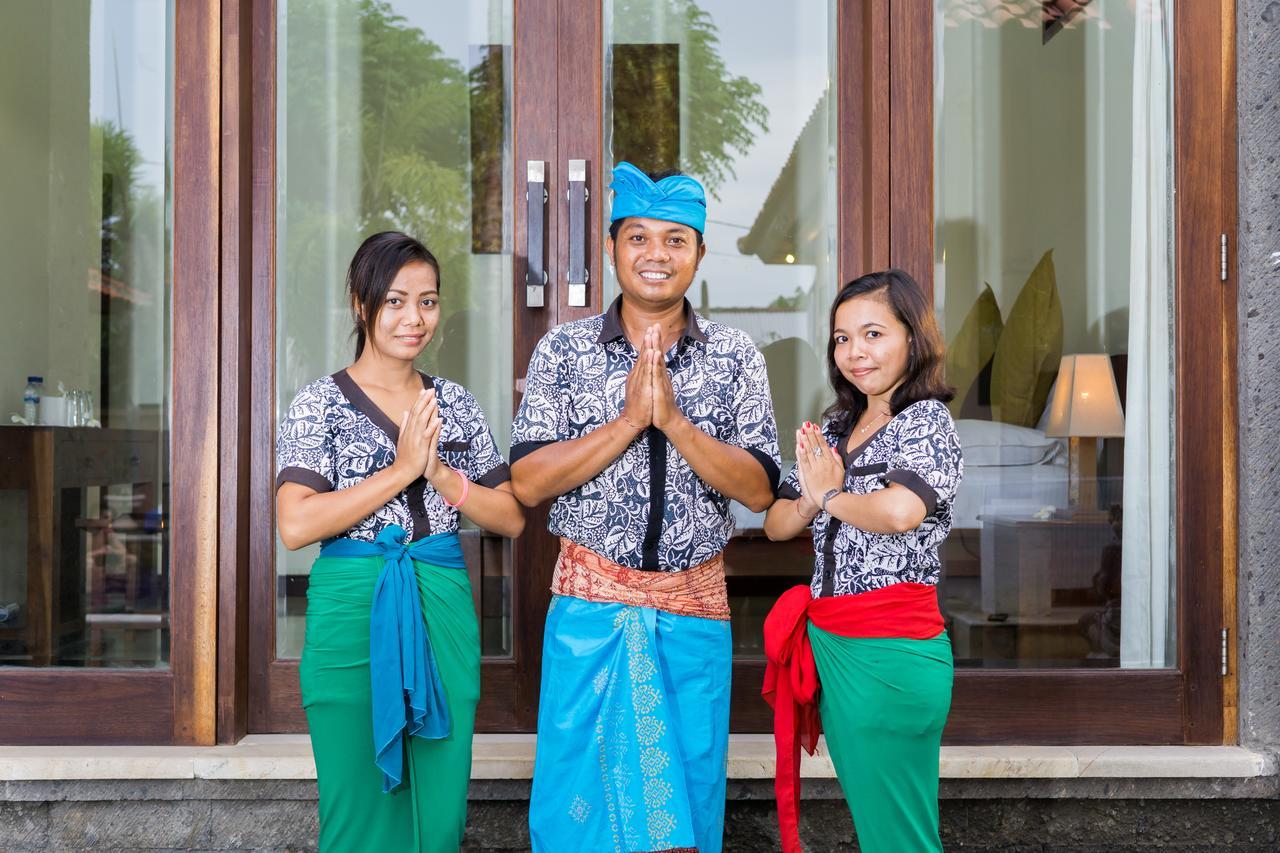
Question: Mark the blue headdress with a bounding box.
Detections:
[608,162,707,233]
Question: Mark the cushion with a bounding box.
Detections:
[946,283,1004,418]
[990,249,1063,428]
[954,418,1065,467]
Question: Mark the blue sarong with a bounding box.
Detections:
[318,524,466,792]
[529,595,733,853]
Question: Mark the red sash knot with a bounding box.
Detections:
[762,582,945,853]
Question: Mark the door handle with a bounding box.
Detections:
[567,159,588,307]
[526,160,548,308]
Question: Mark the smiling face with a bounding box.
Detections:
[832,290,912,401]
[360,260,440,362]
[606,217,706,309]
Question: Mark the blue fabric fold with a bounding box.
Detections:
[608,161,707,232]
[319,524,467,792]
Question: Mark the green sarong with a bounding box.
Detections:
[808,624,953,853]
[300,553,480,852]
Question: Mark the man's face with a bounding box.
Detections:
[606,217,706,309]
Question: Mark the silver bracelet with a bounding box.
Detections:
[820,488,841,514]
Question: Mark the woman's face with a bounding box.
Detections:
[364,261,440,361]
[606,217,706,309]
[832,291,912,401]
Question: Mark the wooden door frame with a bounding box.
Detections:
[0,0,221,745]
[237,0,1236,744]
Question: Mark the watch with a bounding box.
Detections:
[820,488,841,514]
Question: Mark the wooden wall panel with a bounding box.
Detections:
[170,0,221,747]
[1175,0,1234,743]
[217,0,254,745]
[887,0,932,288]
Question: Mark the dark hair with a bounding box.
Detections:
[608,168,704,247]
[822,268,954,432]
[347,231,440,360]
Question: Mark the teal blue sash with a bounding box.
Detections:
[319,524,466,792]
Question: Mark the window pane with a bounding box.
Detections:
[934,0,1176,668]
[274,0,515,658]
[603,0,837,657]
[0,0,173,668]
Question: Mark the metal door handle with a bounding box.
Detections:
[567,159,588,307]
[526,160,548,308]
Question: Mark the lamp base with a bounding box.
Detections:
[1067,436,1099,512]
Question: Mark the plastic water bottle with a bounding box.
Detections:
[22,376,42,424]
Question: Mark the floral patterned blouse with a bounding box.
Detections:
[778,399,964,597]
[275,369,510,542]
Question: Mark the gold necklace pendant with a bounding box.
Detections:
[858,411,889,435]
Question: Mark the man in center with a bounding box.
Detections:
[511,162,780,853]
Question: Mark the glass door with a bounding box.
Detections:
[257,0,560,731]
[255,0,856,733]
[593,0,845,728]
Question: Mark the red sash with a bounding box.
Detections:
[761,582,945,853]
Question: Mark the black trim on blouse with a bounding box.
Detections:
[276,466,334,493]
[882,469,940,517]
[510,439,555,464]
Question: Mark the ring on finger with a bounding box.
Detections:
[812,446,823,458]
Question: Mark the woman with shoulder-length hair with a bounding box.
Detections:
[275,231,524,851]
[761,268,963,853]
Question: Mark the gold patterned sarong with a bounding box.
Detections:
[550,537,730,620]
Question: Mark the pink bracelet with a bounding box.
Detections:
[443,467,470,508]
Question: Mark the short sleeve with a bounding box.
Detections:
[275,383,335,493]
[452,385,510,488]
[880,400,964,516]
[510,330,570,463]
[727,340,782,494]
[777,465,802,501]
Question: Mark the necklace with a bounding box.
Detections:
[856,409,890,436]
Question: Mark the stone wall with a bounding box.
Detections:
[1237,0,1280,755]
[1,779,1277,852]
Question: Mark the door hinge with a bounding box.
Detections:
[1220,234,1228,282]
[1221,627,1229,676]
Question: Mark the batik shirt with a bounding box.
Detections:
[779,399,964,597]
[275,369,510,542]
[511,296,781,571]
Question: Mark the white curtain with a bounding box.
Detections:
[1121,0,1175,668]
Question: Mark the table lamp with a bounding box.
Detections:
[1043,354,1125,513]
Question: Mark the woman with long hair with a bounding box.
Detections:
[275,231,524,851]
[762,269,963,853]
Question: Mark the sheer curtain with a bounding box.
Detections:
[1121,0,1175,668]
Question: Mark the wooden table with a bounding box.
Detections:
[0,426,163,665]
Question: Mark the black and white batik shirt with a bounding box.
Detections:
[275,369,510,542]
[511,296,781,572]
[779,399,964,597]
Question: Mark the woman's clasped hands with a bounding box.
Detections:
[794,421,844,518]
[393,388,450,487]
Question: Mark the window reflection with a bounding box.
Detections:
[935,0,1175,668]
[0,0,172,668]
[274,0,515,658]
[604,0,836,656]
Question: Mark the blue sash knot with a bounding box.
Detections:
[319,524,466,792]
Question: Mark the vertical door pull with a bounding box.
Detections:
[526,160,548,308]
[567,159,589,307]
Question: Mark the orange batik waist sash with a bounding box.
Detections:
[550,537,730,621]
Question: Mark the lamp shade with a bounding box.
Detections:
[1043,354,1125,438]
